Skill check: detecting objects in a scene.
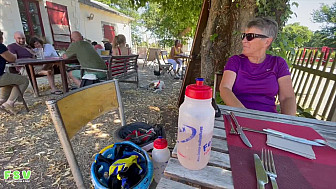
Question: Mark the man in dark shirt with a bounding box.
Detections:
[7,31,61,94]
[0,30,29,114]
[102,38,112,55]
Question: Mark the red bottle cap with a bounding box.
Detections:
[185,78,212,99]
[153,136,168,149]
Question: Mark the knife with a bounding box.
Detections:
[229,112,252,147]
[254,154,268,189]
[263,129,325,146]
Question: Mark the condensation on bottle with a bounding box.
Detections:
[177,78,215,170]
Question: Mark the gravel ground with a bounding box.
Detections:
[0,60,182,188]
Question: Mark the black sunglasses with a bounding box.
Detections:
[241,33,269,41]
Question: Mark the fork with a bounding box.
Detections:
[262,149,278,189]
[224,113,237,135]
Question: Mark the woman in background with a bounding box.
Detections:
[29,36,62,94]
[112,34,131,56]
[29,36,58,57]
[168,40,183,79]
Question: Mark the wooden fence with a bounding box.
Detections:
[288,49,336,121]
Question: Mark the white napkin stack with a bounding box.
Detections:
[267,134,316,159]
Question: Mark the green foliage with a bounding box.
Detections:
[210,33,218,42]
[256,0,297,60]
[282,23,313,47]
[140,0,202,47]
[312,2,336,48]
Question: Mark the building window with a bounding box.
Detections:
[101,22,116,43]
[17,0,45,42]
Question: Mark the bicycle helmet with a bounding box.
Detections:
[91,141,153,189]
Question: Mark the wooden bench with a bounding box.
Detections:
[81,54,139,87]
[288,49,336,121]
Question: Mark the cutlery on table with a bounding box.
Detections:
[224,113,238,135]
[229,112,252,147]
[254,154,268,189]
[242,127,326,147]
[262,149,278,189]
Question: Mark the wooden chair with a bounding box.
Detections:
[45,80,126,188]
[0,84,29,112]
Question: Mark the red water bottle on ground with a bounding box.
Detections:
[177,78,215,170]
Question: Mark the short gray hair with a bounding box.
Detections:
[247,17,278,41]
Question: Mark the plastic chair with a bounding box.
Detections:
[45,80,126,189]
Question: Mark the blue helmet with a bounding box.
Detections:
[91,141,153,189]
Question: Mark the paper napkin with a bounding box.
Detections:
[266,134,316,159]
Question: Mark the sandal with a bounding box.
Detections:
[51,90,63,95]
[1,104,17,115]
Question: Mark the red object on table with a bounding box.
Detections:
[224,115,336,189]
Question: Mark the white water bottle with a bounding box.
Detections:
[177,78,215,170]
[152,136,170,183]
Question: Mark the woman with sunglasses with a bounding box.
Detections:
[219,17,296,115]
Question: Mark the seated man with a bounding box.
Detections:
[7,31,61,94]
[63,31,107,87]
[0,30,29,114]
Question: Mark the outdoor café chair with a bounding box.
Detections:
[46,80,126,188]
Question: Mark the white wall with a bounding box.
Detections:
[0,0,132,47]
[79,4,132,47]
[0,0,24,45]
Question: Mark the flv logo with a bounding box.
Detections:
[3,170,31,182]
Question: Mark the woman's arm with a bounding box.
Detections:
[169,47,175,59]
[219,70,245,108]
[1,50,17,63]
[278,75,296,115]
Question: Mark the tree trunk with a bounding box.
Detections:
[200,0,256,85]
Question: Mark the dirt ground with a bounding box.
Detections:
[0,61,182,188]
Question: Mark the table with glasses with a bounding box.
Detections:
[14,57,78,97]
[157,105,336,189]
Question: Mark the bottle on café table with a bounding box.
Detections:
[177,78,215,170]
[152,136,170,183]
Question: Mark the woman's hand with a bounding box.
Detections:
[278,75,296,115]
[219,70,245,108]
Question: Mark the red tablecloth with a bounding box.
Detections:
[224,115,336,189]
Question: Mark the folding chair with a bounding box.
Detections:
[143,48,160,67]
[154,51,173,77]
[46,80,126,188]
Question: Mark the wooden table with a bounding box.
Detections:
[157,105,336,189]
[15,57,76,97]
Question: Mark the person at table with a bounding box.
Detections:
[102,38,112,55]
[0,30,29,115]
[168,40,183,78]
[219,17,296,115]
[8,32,61,94]
[29,36,59,57]
[112,34,131,56]
[62,31,106,87]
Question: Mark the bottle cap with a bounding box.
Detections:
[185,78,212,99]
[153,136,168,149]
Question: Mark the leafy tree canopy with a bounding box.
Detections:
[282,23,313,47]
[312,2,336,47]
